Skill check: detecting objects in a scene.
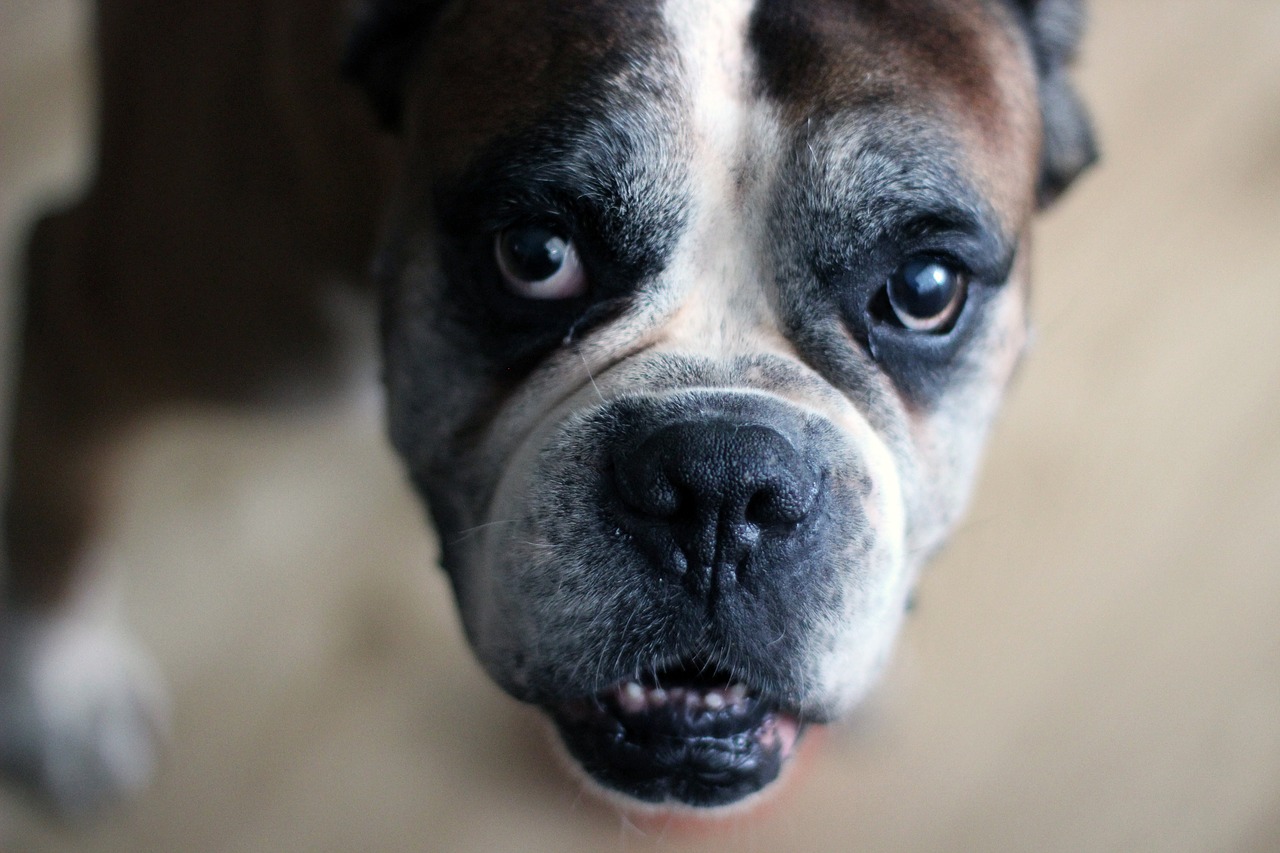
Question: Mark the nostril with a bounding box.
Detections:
[743,478,820,528]
[744,487,789,527]
[742,484,778,525]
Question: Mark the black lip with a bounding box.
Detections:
[549,673,804,809]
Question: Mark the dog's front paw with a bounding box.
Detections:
[0,612,169,817]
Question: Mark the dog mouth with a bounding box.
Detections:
[549,663,806,810]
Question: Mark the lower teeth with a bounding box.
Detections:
[611,681,749,714]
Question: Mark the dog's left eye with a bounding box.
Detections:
[495,225,587,300]
[884,256,968,332]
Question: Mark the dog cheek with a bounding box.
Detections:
[897,280,1029,559]
[381,253,497,471]
[472,528,658,701]
[814,539,913,715]
[805,457,914,715]
[460,422,640,700]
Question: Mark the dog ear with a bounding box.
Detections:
[1010,0,1099,207]
[343,0,449,132]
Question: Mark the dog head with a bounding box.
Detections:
[346,0,1094,812]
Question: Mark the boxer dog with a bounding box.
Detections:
[0,0,1094,817]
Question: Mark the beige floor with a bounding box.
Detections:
[2,2,1279,851]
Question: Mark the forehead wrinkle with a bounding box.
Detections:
[461,107,677,209]
[791,115,1012,266]
[847,135,1004,241]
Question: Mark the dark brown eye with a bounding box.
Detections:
[885,257,967,332]
[495,225,586,300]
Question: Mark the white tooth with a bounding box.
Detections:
[704,690,725,711]
[668,687,687,703]
[686,691,702,711]
[619,682,646,713]
[727,684,748,705]
[649,687,668,707]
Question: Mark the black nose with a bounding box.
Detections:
[612,420,821,593]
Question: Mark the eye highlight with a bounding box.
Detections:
[884,256,968,332]
[495,225,587,300]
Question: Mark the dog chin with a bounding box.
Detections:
[542,664,807,811]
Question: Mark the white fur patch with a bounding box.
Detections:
[0,589,168,816]
[659,0,788,357]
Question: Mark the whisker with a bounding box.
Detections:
[447,518,520,545]
[576,343,606,404]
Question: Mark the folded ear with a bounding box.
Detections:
[343,0,449,132]
[1010,0,1099,207]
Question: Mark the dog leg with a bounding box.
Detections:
[0,0,390,815]
[0,207,169,817]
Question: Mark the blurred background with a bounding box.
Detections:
[1,1,1278,850]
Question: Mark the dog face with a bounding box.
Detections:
[347,0,1094,810]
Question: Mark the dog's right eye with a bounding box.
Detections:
[495,225,587,300]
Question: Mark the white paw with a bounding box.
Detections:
[0,612,169,817]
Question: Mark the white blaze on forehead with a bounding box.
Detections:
[659,3,912,712]
[659,0,785,357]
[662,0,757,160]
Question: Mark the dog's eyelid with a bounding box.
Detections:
[891,221,1013,286]
[474,190,577,235]
[896,209,981,239]
[459,185,615,265]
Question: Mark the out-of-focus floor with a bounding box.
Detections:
[1,1,1278,850]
